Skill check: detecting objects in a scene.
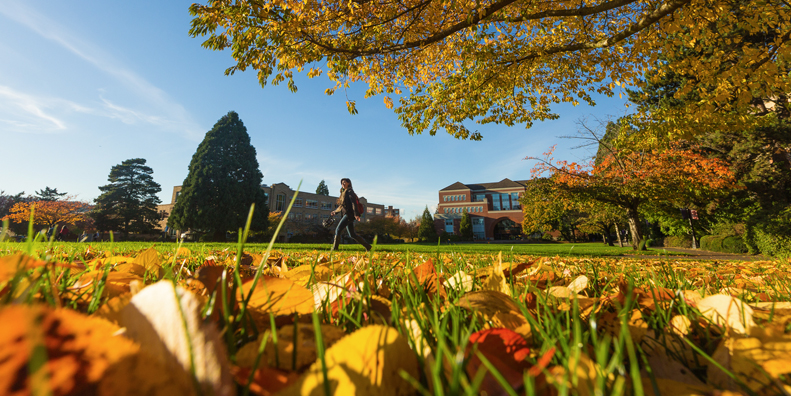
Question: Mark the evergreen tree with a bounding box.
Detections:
[459,209,473,241]
[168,111,269,241]
[316,180,330,196]
[93,159,162,237]
[35,187,66,201]
[417,206,437,242]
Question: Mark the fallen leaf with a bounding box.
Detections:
[236,324,347,371]
[696,294,755,335]
[241,276,314,317]
[117,280,234,396]
[279,325,418,396]
[458,290,531,339]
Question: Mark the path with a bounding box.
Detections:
[622,247,768,261]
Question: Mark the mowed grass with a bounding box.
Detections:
[0,240,688,259]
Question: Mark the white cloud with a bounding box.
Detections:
[0,85,88,133]
[0,1,204,140]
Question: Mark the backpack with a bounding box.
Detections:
[352,192,365,216]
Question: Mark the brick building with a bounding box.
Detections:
[157,184,399,241]
[434,178,527,240]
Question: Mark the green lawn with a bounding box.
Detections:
[1,240,686,258]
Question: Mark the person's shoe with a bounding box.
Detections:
[331,236,340,252]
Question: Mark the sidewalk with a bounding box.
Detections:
[622,247,768,261]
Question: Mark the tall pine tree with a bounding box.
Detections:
[93,158,162,236]
[168,111,269,241]
[316,180,329,196]
[418,206,438,242]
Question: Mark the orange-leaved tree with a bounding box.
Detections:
[2,198,91,230]
[528,144,736,250]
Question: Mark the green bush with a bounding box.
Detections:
[700,235,749,254]
[664,235,692,248]
[754,229,791,260]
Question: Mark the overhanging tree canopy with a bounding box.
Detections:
[189,0,790,140]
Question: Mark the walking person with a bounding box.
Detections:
[330,178,371,252]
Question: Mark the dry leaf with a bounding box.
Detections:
[444,270,473,292]
[0,304,191,396]
[117,280,234,396]
[696,294,755,335]
[465,328,549,395]
[708,327,791,393]
[241,276,314,317]
[236,324,346,371]
[458,290,531,339]
[279,325,418,396]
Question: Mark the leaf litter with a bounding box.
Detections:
[1,244,791,395]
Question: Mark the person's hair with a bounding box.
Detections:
[340,178,352,188]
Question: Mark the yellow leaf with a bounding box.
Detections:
[696,294,754,335]
[241,276,314,316]
[236,323,347,371]
[279,325,418,396]
[133,247,162,272]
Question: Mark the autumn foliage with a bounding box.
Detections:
[527,144,736,249]
[188,0,790,139]
[2,199,91,229]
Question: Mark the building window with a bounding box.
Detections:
[263,192,269,205]
[445,219,454,233]
[306,200,318,209]
[375,208,381,214]
[492,194,500,211]
[444,196,448,202]
[321,202,332,210]
[461,194,466,201]
[276,194,286,211]
[175,191,181,202]
[472,218,485,239]
[474,194,484,202]
[294,198,303,207]
[501,193,511,210]
[367,207,374,213]
[511,193,521,210]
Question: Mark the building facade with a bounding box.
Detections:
[157,184,399,241]
[434,178,527,240]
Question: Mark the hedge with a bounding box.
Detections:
[699,235,749,254]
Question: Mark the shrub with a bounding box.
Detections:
[700,235,749,254]
[664,235,693,248]
[754,229,791,260]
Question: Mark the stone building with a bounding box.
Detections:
[157,184,399,241]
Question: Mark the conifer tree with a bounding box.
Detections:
[316,180,330,196]
[35,187,66,201]
[168,111,269,241]
[417,206,437,242]
[459,209,473,241]
[93,158,161,236]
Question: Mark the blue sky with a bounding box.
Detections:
[0,0,631,221]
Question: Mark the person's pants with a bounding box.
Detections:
[335,215,370,249]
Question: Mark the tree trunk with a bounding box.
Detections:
[615,223,624,247]
[626,207,645,251]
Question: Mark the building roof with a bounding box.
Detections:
[440,182,469,191]
[441,178,530,192]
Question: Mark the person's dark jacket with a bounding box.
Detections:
[335,188,359,218]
